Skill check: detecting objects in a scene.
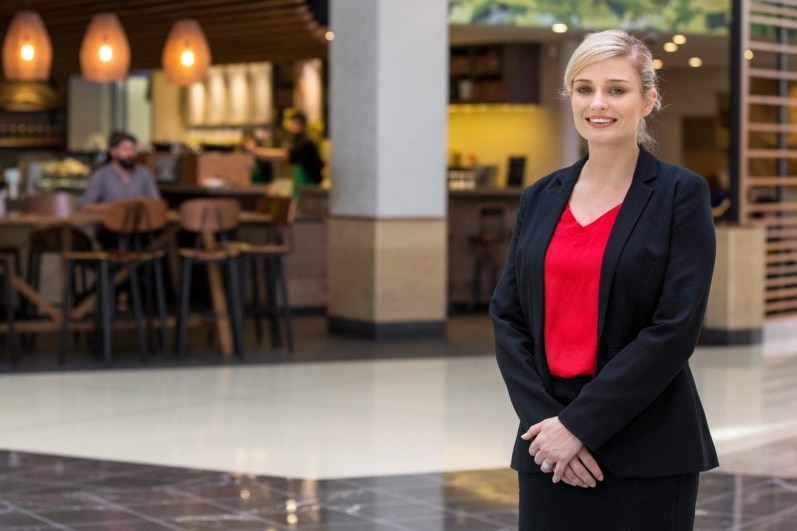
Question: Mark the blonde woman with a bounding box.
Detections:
[491,29,717,530]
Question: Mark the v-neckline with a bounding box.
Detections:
[566,203,622,228]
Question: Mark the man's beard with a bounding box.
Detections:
[117,158,136,169]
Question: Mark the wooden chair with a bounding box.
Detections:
[58,199,170,365]
[21,193,94,332]
[0,252,17,365]
[174,198,244,358]
[236,196,295,352]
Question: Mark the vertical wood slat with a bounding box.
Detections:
[742,0,797,317]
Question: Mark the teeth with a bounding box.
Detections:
[589,118,614,124]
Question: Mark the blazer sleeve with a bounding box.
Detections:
[557,172,716,451]
[490,187,565,428]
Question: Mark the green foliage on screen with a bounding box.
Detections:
[448,0,729,34]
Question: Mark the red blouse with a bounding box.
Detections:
[543,203,621,378]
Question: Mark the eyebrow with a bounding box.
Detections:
[574,78,631,84]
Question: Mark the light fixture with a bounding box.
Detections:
[663,42,678,53]
[2,11,52,81]
[688,57,703,68]
[552,23,568,34]
[325,31,335,41]
[673,34,687,45]
[162,19,211,86]
[80,14,130,82]
[652,59,664,70]
[744,49,754,60]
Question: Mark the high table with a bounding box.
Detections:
[0,210,272,357]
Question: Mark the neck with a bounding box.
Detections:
[583,143,640,188]
[112,161,132,178]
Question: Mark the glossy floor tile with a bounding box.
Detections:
[2,315,797,529]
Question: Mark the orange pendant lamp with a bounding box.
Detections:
[162,19,211,86]
[80,13,131,82]
[2,11,53,81]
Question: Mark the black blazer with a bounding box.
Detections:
[490,149,719,478]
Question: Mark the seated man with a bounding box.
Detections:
[81,131,161,249]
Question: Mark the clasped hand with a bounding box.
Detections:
[521,417,604,488]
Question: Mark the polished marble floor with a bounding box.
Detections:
[1,315,797,529]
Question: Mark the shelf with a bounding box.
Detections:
[0,137,64,148]
[448,44,540,104]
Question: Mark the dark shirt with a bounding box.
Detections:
[289,135,324,184]
[82,163,160,204]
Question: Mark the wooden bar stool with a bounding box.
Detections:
[59,199,169,365]
[236,196,295,352]
[174,198,244,358]
[468,204,507,311]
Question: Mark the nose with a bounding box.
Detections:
[590,91,607,109]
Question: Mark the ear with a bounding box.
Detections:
[642,89,658,117]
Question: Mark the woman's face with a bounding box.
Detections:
[569,56,657,148]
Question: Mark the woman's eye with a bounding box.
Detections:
[609,88,625,95]
[575,86,592,94]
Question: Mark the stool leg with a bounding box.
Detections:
[249,256,263,345]
[58,259,75,365]
[99,261,113,366]
[152,258,170,358]
[275,256,294,353]
[225,257,245,358]
[2,258,17,365]
[264,257,282,348]
[176,257,193,357]
[128,262,148,361]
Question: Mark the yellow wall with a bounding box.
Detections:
[447,104,562,187]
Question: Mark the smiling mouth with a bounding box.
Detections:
[587,117,617,124]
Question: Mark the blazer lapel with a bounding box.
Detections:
[529,157,584,358]
[596,150,657,339]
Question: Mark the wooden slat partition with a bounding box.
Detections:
[742,0,797,316]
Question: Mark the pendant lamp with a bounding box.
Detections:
[162,19,211,86]
[80,14,130,82]
[2,11,52,81]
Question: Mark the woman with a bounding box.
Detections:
[490,29,718,530]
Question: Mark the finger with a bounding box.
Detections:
[568,458,597,488]
[520,423,542,441]
[562,465,587,488]
[534,453,546,466]
[551,461,565,483]
[577,449,604,482]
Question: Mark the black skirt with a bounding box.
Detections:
[518,469,699,530]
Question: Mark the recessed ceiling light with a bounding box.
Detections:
[673,34,687,45]
[652,59,664,70]
[663,42,678,53]
[688,57,703,68]
[552,23,568,33]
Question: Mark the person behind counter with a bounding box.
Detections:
[490,29,717,530]
[242,129,275,189]
[249,112,325,197]
[81,131,161,249]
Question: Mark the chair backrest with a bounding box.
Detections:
[137,198,168,233]
[476,204,506,239]
[102,199,142,234]
[256,196,295,226]
[179,198,241,233]
[22,192,78,217]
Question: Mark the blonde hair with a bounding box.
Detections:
[563,29,661,150]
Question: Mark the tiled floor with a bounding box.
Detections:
[1,315,797,530]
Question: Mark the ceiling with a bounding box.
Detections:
[0,0,329,79]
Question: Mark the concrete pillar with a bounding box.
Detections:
[703,225,766,344]
[327,0,448,339]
